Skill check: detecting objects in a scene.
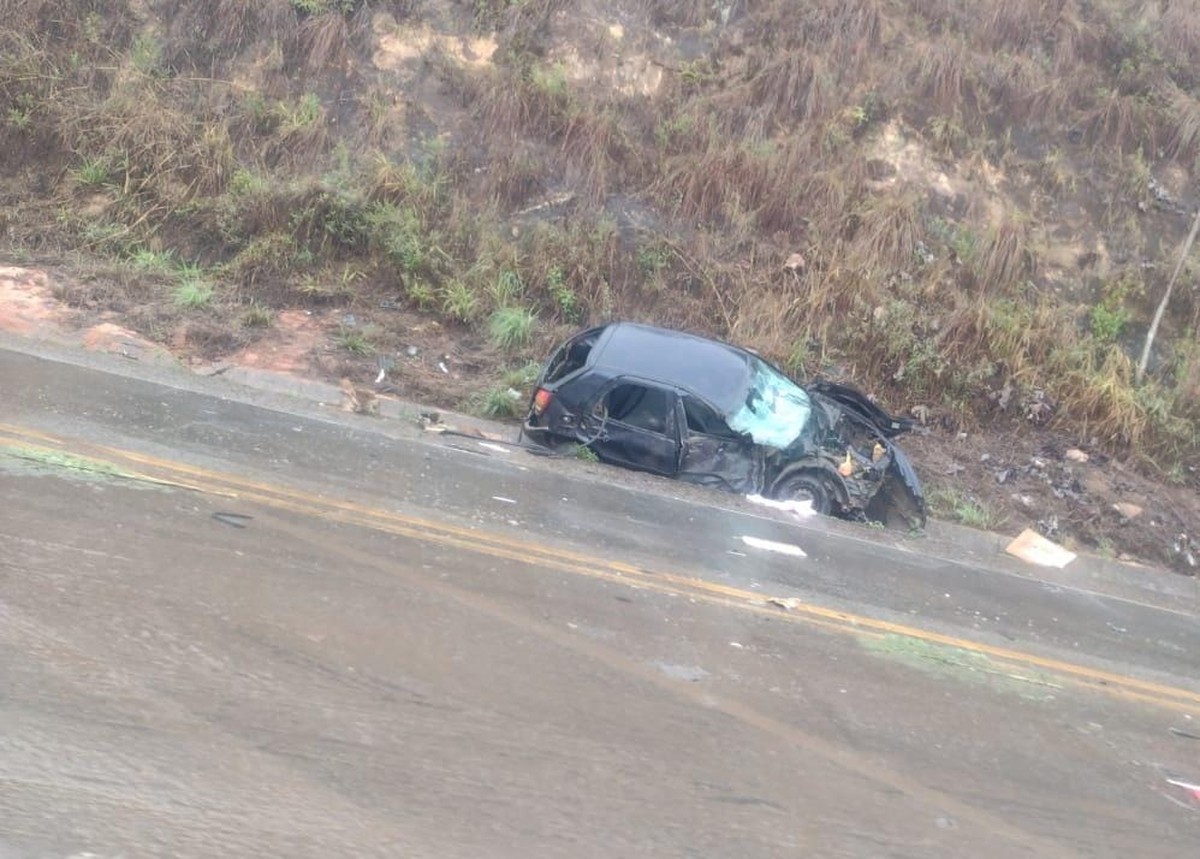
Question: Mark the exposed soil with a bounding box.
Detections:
[4,265,1196,576]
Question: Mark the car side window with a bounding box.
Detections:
[597,384,671,434]
[682,396,737,438]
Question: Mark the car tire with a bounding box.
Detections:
[774,471,835,516]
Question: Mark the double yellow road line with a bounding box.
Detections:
[3,420,1198,715]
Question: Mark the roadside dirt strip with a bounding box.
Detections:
[4,419,1199,716]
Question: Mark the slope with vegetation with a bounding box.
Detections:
[1,0,1197,563]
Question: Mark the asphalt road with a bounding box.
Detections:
[2,344,1199,857]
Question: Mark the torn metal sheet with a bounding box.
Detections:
[520,323,927,530]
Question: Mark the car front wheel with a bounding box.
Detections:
[773,471,835,516]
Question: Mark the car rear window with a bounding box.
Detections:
[544,331,598,384]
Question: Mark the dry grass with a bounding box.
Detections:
[745,52,833,130]
[180,0,295,57]
[561,110,636,203]
[1158,1,1200,69]
[1049,1,1102,70]
[294,11,349,74]
[850,192,924,273]
[974,216,1034,295]
[1160,81,1200,162]
[981,0,1047,50]
[913,39,975,113]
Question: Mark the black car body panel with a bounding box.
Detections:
[524,323,926,528]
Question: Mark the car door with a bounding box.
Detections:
[677,395,764,493]
[583,380,682,476]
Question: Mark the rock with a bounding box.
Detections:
[1112,502,1143,520]
[1064,448,1089,463]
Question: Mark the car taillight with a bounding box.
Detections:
[532,388,553,416]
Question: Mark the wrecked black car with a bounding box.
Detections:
[522,322,926,528]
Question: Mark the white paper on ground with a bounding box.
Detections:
[1004,528,1076,568]
[740,535,807,558]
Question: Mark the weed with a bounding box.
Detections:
[228,169,269,196]
[489,269,524,307]
[529,63,570,100]
[365,201,425,272]
[472,0,515,31]
[129,33,164,76]
[239,303,273,328]
[546,267,580,322]
[655,112,696,149]
[488,306,537,350]
[637,243,671,276]
[574,444,599,463]
[333,324,375,355]
[442,280,480,323]
[228,233,305,286]
[928,487,1001,530]
[129,247,176,272]
[501,361,541,389]
[6,93,35,131]
[926,113,968,156]
[473,386,523,419]
[72,157,112,188]
[290,0,360,16]
[785,339,810,378]
[1090,304,1128,344]
[679,58,717,87]
[1090,274,1138,344]
[174,278,216,309]
[406,280,437,310]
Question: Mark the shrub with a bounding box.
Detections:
[488,306,537,350]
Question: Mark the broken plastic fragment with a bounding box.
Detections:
[740,535,807,558]
[1005,528,1076,568]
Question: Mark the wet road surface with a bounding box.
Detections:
[2,345,1199,857]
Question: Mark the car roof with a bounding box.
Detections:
[590,323,754,414]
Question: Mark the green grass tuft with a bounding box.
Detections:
[488,306,537,351]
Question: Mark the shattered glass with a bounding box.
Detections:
[727,359,813,448]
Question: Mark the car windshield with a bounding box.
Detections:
[727,357,812,448]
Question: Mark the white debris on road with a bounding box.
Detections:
[745,494,816,518]
[740,535,807,558]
